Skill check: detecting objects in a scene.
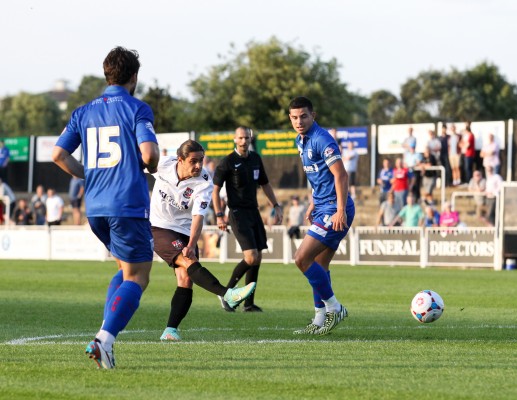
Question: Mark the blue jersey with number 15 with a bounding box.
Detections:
[56,85,158,218]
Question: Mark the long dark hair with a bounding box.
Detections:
[177,140,205,160]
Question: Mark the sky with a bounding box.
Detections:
[1,0,516,100]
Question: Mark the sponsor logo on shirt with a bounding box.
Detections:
[202,174,209,181]
[159,189,188,210]
[181,201,189,209]
[303,164,319,173]
[308,149,313,159]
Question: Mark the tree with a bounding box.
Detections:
[64,75,106,122]
[392,62,517,123]
[367,90,400,124]
[0,92,61,136]
[188,37,363,131]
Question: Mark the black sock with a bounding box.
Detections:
[167,287,193,328]
[187,262,227,297]
[244,264,260,307]
[227,260,252,288]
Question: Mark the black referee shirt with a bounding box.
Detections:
[213,150,269,210]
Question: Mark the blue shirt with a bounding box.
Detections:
[68,177,85,200]
[56,85,158,218]
[296,122,352,209]
[378,168,394,192]
[0,146,10,167]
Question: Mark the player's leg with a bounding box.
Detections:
[103,262,123,322]
[87,217,153,368]
[161,266,192,341]
[243,249,263,311]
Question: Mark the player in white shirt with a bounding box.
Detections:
[150,140,256,341]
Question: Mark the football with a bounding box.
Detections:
[410,290,444,323]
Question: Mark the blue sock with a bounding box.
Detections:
[312,270,331,308]
[304,262,334,301]
[104,270,123,320]
[102,280,142,337]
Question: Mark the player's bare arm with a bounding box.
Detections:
[52,146,85,179]
[212,185,228,231]
[262,182,283,224]
[140,141,160,174]
[329,160,349,232]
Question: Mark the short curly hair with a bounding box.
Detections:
[103,46,140,85]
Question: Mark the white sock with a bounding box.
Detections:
[96,330,115,352]
[313,307,326,326]
[322,295,341,313]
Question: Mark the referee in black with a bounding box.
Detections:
[212,126,283,312]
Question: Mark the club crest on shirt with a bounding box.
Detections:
[170,240,184,250]
[200,201,208,209]
[182,187,194,199]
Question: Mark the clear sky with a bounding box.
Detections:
[1,0,516,99]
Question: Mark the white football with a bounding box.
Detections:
[410,290,444,323]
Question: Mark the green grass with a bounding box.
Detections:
[1,260,516,399]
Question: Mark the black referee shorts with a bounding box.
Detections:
[228,208,268,252]
[151,226,199,267]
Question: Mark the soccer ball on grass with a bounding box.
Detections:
[410,290,444,323]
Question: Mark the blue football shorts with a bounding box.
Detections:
[88,216,154,263]
[307,200,355,251]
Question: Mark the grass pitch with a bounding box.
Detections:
[1,260,516,399]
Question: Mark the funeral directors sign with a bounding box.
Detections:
[426,228,495,267]
[356,228,421,264]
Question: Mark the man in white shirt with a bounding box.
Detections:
[484,165,503,226]
[45,187,64,226]
[150,139,256,341]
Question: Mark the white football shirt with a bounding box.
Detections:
[150,156,213,236]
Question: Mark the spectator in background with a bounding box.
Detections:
[31,184,47,225]
[460,124,476,184]
[484,165,503,227]
[328,128,338,143]
[423,205,440,227]
[0,140,10,183]
[427,129,442,163]
[480,133,501,176]
[342,141,358,200]
[377,158,393,205]
[391,157,410,209]
[439,201,460,228]
[12,198,34,225]
[69,177,85,225]
[377,191,400,227]
[390,193,424,227]
[439,124,451,185]
[448,124,462,186]
[403,144,423,203]
[402,126,416,154]
[287,196,306,239]
[0,177,16,221]
[45,187,64,226]
[420,148,438,206]
[468,170,486,218]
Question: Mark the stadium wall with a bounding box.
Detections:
[0,225,497,269]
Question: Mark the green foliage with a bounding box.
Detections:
[382,62,517,124]
[188,37,362,131]
[64,76,106,122]
[0,93,61,136]
[1,260,517,399]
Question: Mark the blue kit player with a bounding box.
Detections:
[288,96,355,335]
[52,46,160,369]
